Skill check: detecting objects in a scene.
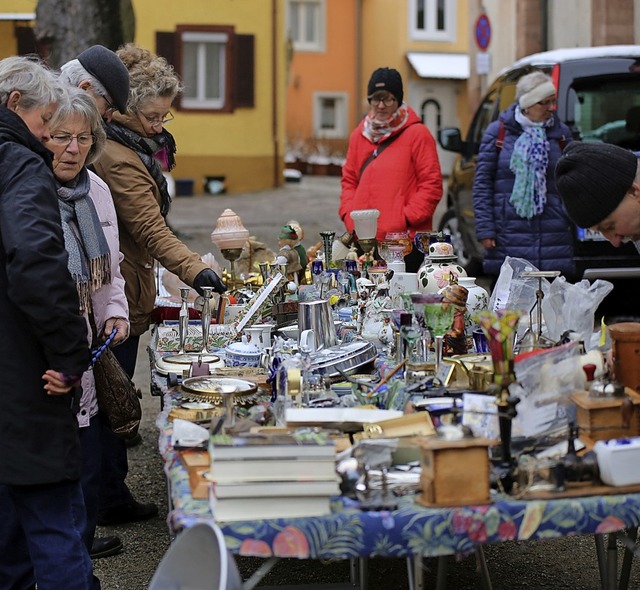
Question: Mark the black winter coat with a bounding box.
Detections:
[0,106,90,485]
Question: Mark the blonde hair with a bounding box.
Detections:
[116,44,183,113]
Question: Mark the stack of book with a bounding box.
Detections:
[207,432,339,522]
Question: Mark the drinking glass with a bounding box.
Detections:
[423,297,455,374]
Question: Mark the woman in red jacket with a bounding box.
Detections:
[339,67,443,272]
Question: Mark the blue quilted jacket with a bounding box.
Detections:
[472,103,575,278]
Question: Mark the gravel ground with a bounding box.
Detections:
[91,176,640,589]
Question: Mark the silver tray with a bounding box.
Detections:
[308,341,377,380]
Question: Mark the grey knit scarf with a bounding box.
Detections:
[104,121,176,216]
[56,167,111,313]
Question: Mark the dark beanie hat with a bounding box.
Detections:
[367,67,403,104]
[555,142,638,228]
[77,45,130,114]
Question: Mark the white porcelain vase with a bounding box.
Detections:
[417,256,467,293]
[457,277,489,334]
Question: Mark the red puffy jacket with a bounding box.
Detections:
[339,106,443,241]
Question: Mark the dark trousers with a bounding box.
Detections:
[0,481,96,590]
[79,414,102,549]
[98,336,139,510]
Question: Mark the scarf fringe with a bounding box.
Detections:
[89,253,112,293]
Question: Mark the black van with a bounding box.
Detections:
[438,46,640,293]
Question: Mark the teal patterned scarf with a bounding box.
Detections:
[508,109,553,219]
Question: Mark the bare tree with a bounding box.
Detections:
[34,0,134,68]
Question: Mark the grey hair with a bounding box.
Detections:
[59,59,109,99]
[516,70,553,102]
[49,86,106,165]
[116,44,183,113]
[0,56,64,110]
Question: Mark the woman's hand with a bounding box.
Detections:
[481,238,496,249]
[42,370,80,395]
[104,317,129,346]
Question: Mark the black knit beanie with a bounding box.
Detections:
[367,67,403,104]
[77,45,130,114]
[555,142,638,228]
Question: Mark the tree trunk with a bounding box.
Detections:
[34,0,135,68]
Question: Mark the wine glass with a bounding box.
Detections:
[422,295,455,374]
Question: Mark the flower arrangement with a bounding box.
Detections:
[475,309,524,386]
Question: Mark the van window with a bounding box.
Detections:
[570,76,640,150]
[467,89,499,154]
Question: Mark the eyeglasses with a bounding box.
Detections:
[536,98,557,107]
[139,111,174,126]
[368,96,397,107]
[50,133,96,147]
[101,94,117,115]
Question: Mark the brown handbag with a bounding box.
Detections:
[90,313,142,440]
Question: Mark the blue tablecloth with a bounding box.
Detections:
[154,369,640,561]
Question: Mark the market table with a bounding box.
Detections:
[151,352,640,590]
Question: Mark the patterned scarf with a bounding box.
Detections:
[56,167,111,313]
[362,104,410,144]
[104,121,177,216]
[508,109,554,219]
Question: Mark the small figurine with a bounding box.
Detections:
[275,224,303,284]
[287,219,308,283]
[441,282,469,355]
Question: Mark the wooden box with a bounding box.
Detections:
[570,388,640,444]
[178,451,211,500]
[416,437,494,507]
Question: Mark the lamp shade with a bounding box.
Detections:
[350,209,380,240]
[211,208,250,250]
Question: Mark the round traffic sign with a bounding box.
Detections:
[475,14,491,51]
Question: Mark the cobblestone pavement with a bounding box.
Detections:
[93,176,639,589]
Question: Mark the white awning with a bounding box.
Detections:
[0,13,35,21]
[406,52,470,80]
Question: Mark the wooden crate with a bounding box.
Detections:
[416,437,494,507]
[570,388,640,443]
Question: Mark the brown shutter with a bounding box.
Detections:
[234,34,254,108]
[156,31,181,109]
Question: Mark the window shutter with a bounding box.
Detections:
[156,32,181,109]
[16,27,37,56]
[234,34,254,108]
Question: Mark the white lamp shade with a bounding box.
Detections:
[211,208,250,250]
[350,209,380,240]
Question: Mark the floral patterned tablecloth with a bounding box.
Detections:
[155,372,640,561]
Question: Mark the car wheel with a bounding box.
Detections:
[438,208,483,276]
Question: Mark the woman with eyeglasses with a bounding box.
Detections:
[92,43,225,528]
[339,67,443,272]
[0,57,95,589]
[46,86,130,561]
[473,70,575,281]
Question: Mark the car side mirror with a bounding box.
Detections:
[438,127,463,153]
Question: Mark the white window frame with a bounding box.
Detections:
[180,31,228,109]
[313,92,348,139]
[409,0,456,42]
[287,0,326,53]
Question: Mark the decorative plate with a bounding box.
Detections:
[180,376,259,405]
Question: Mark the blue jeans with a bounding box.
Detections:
[0,480,96,590]
[98,335,139,510]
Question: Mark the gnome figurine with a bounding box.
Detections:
[275,224,303,284]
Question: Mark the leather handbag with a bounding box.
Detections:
[90,313,142,440]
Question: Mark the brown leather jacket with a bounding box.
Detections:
[93,114,208,336]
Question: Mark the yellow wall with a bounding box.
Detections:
[132,0,288,193]
[0,0,36,58]
[286,0,357,157]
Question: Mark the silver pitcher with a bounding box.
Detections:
[298,299,337,351]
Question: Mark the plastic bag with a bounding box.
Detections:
[542,276,613,347]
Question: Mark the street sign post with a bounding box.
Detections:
[474,13,491,51]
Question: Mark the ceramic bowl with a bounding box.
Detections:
[224,340,261,368]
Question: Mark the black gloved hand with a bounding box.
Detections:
[193,268,227,295]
